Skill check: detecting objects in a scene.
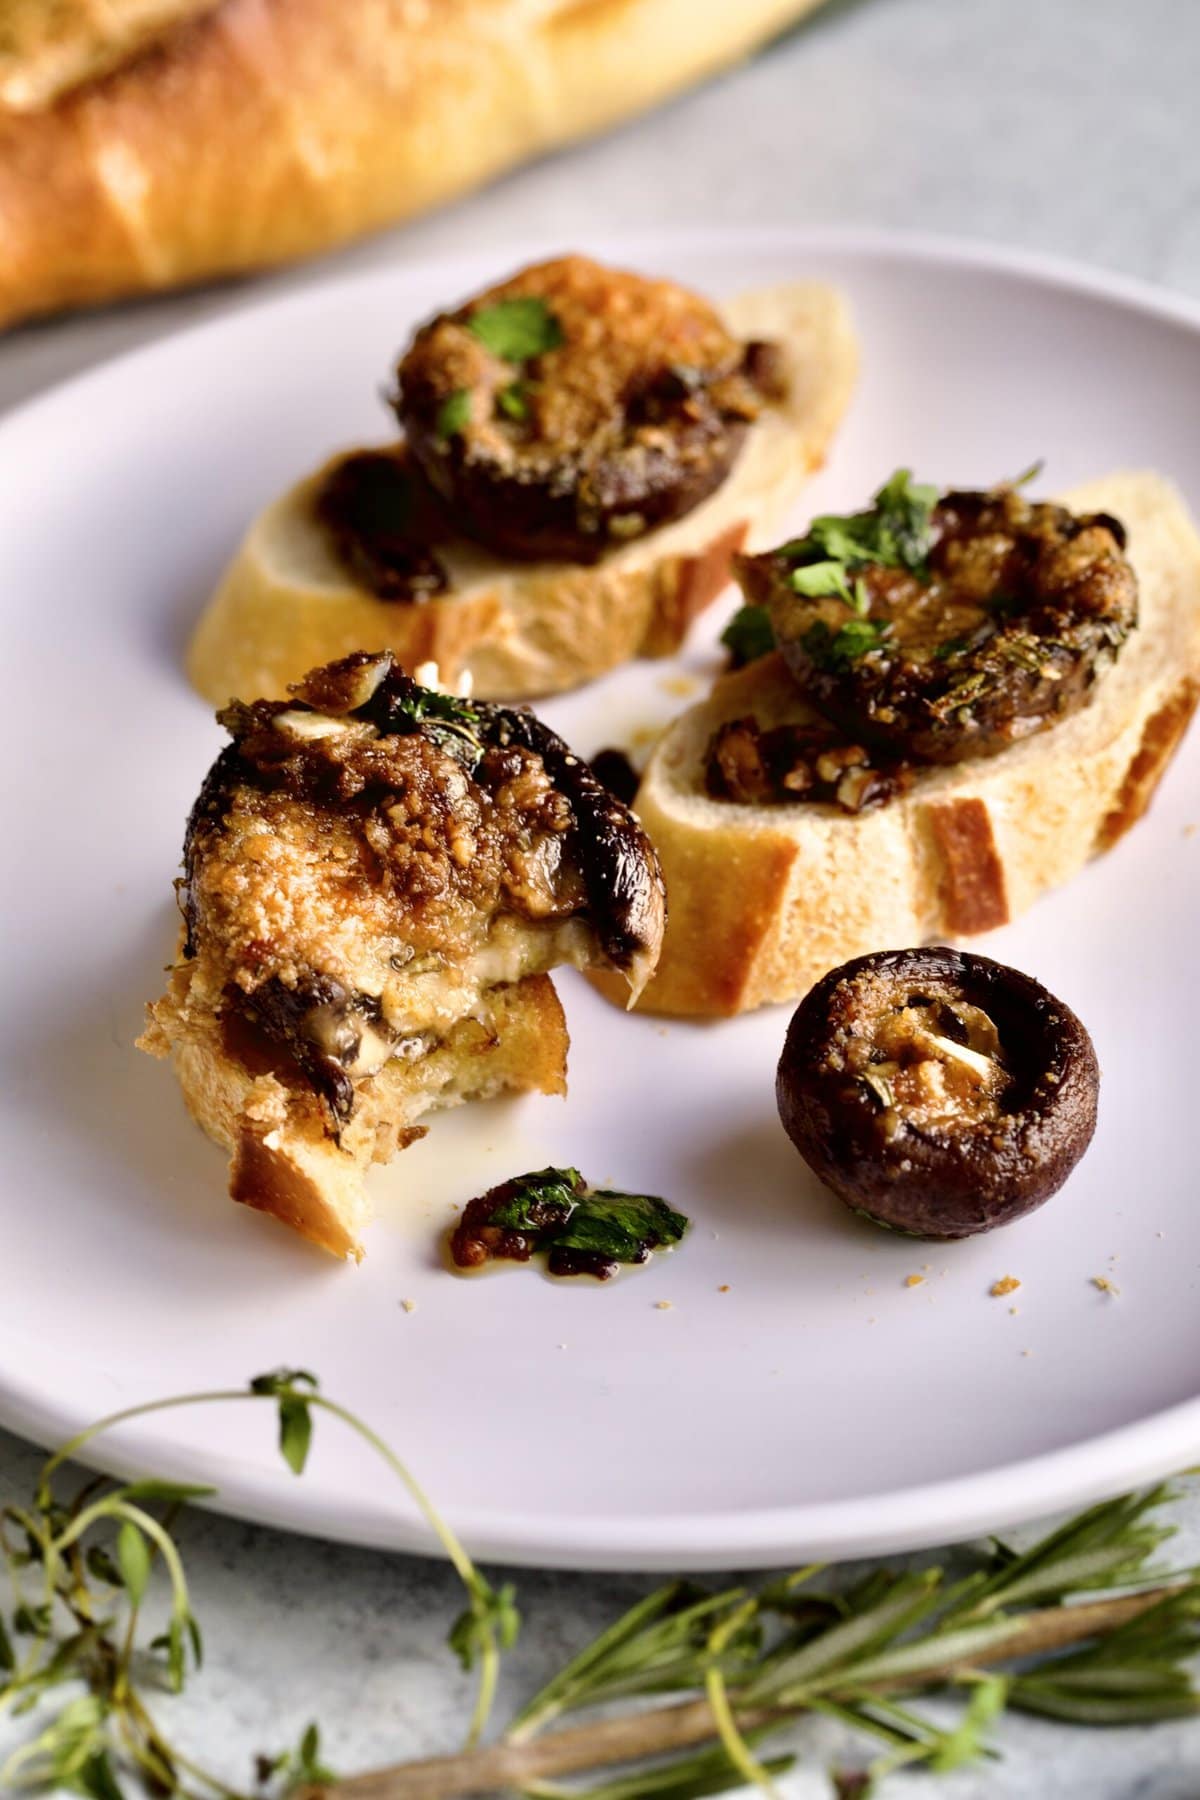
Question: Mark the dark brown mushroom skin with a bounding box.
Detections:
[313,449,450,602]
[776,947,1099,1239]
[393,254,772,565]
[181,652,666,1132]
[744,486,1137,765]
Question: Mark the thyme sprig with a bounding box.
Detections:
[2,1380,1198,1800]
[1,1371,512,1797]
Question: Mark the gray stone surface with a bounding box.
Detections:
[3,0,1199,1791]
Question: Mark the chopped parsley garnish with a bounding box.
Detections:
[449,1166,689,1281]
[801,617,890,670]
[436,388,472,441]
[790,560,854,601]
[496,380,531,422]
[720,604,776,667]
[783,468,940,595]
[467,296,564,363]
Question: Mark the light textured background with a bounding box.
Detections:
[3,0,1199,1791]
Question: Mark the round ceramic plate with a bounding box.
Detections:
[2,230,1198,1572]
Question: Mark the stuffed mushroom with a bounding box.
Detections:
[776,946,1099,1238]
[740,470,1137,764]
[393,254,777,564]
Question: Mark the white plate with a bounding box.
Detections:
[2,229,1199,1572]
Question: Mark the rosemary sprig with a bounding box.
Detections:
[2,1380,1197,1800]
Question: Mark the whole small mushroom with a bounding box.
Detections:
[776,947,1099,1239]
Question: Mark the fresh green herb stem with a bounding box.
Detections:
[17,1377,507,1771]
[304,1398,500,1750]
[704,1600,779,1798]
[6,1384,1199,1800]
[303,1584,1191,1800]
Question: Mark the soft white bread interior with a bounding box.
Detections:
[186,281,857,706]
[139,966,568,1260]
[0,0,826,326]
[615,472,1200,1018]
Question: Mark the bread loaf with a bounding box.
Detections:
[0,0,825,328]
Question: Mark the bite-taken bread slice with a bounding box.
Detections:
[187,280,857,706]
[613,473,1200,1017]
[143,968,568,1261]
[140,651,665,1257]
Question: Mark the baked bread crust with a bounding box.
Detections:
[611,472,1200,1017]
[187,281,857,703]
[0,0,825,327]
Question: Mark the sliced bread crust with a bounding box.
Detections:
[617,472,1200,1017]
[186,281,857,705]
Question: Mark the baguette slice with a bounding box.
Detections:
[140,968,567,1261]
[616,472,1200,1018]
[186,281,857,706]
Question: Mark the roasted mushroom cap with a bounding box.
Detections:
[183,652,666,1130]
[776,947,1099,1239]
[312,449,449,602]
[393,254,769,564]
[743,480,1137,764]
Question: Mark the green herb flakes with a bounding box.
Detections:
[549,1191,689,1271]
[436,388,472,441]
[450,1166,689,1280]
[468,296,564,363]
[488,1166,585,1233]
[802,617,890,670]
[496,380,531,422]
[791,559,856,602]
[784,468,940,600]
[376,679,486,763]
[720,603,776,667]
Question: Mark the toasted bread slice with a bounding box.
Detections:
[140,968,567,1261]
[186,281,857,706]
[613,472,1200,1017]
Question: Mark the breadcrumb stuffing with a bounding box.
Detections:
[990,1276,1021,1297]
[655,1300,673,1311]
[1092,1275,1120,1295]
[904,1273,925,1288]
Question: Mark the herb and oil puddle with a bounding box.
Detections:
[446,1165,689,1281]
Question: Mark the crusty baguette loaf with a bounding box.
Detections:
[0,0,824,329]
[186,281,857,705]
[613,472,1200,1018]
[139,966,567,1259]
[0,0,219,110]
